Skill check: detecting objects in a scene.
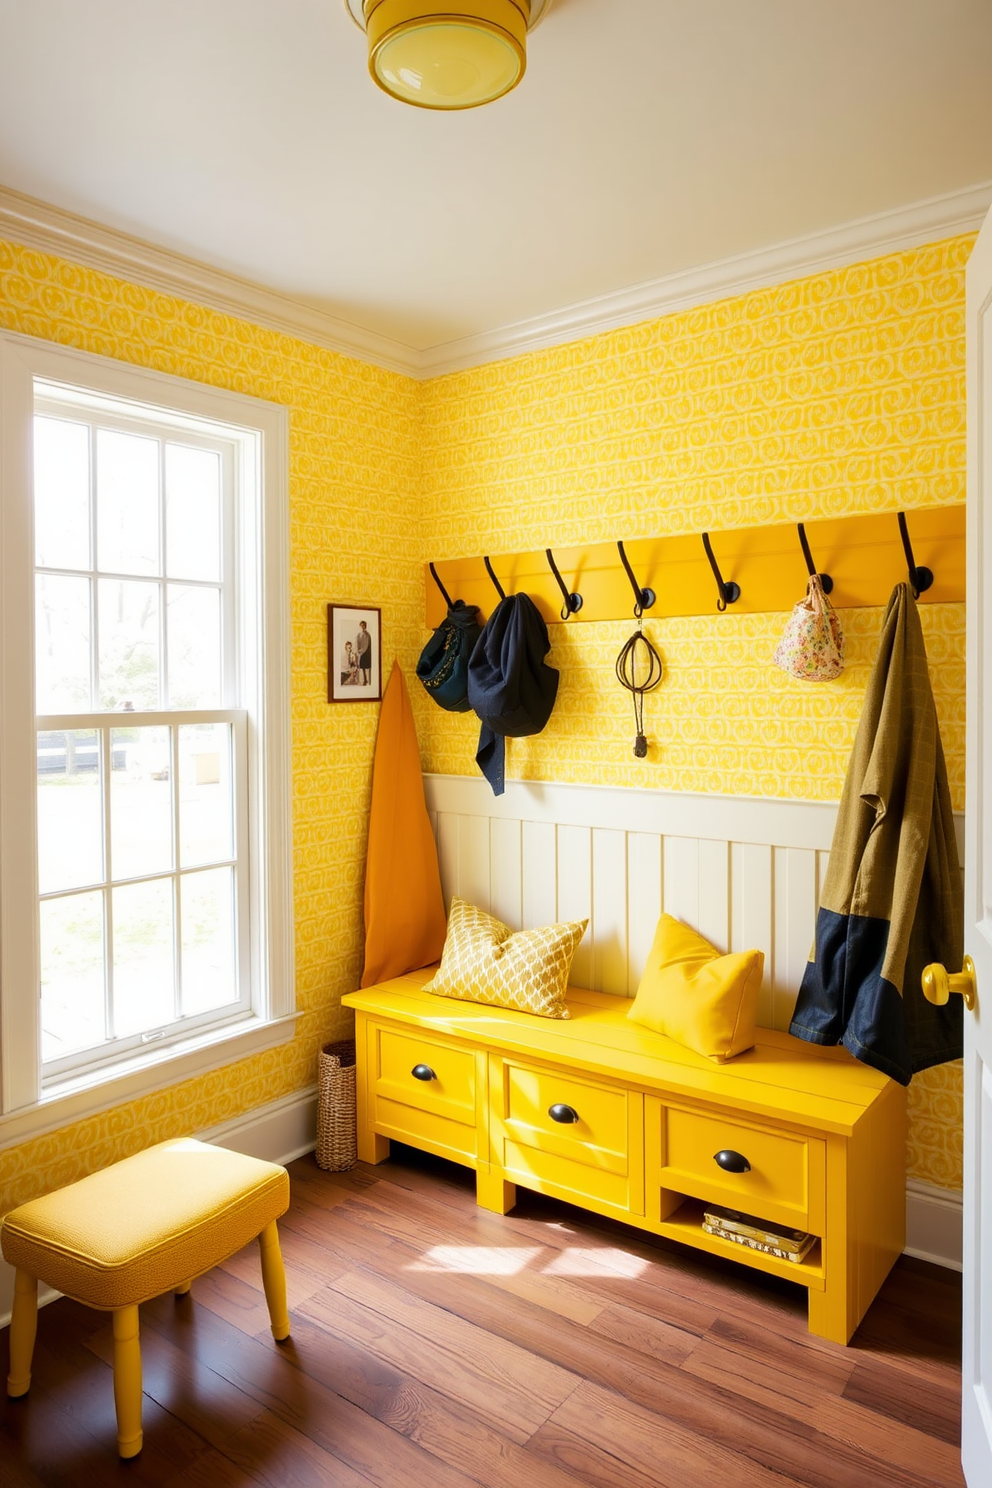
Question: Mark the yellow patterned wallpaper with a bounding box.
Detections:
[415,235,972,1190]
[0,239,426,1214]
[0,232,970,1209]
[417,604,965,806]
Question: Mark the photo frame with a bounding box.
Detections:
[327,605,382,703]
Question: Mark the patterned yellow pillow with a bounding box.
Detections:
[424,898,587,1019]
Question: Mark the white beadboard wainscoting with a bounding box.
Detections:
[425,774,840,1034]
[423,772,964,1270]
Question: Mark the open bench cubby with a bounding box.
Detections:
[657,1197,824,1286]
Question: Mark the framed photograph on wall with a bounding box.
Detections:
[328,605,382,702]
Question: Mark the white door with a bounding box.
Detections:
[963,202,992,1485]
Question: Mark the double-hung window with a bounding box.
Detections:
[0,334,293,1133]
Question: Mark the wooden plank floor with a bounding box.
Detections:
[0,1145,964,1487]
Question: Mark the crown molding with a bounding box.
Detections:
[1,179,989,383]
[421,180,992,377]
[0,185,422,378]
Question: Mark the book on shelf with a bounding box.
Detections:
[701,1221,817,1264]
[702,1206,816,1264]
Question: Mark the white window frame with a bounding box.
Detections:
[0,332,295,1146]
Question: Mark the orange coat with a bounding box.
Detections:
[361,663,447,986]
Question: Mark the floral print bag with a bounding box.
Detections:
[773,574,844,681]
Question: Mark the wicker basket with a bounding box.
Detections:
[315,1039,357,1171]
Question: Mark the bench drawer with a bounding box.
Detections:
[369,1023,481,1164]
[491,1056,644,1218]
[654,1102,825,1233]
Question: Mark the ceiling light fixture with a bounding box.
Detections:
[344,0,553,110]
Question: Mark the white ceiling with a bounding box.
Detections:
[0,0,990,356]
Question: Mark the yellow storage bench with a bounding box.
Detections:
[1,1137,291,1458]
[343,971,907,1346]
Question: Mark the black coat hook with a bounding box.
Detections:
[429,562,455,609]
[617,541,655,618]
[797,524,833,594]
[897,512,934,599]
[546,549,582,619]
[701,533,740,612]
[483,555,506,602]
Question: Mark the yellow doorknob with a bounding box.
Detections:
[922,956,977,1011]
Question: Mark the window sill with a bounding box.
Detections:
[0,1012,297,1152]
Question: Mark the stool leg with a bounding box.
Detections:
[7,1269,38,1398]
[174,1280,192,1296]
[112,1305,143,1459]
[257,1221,290,1341]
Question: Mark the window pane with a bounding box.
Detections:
[113,878,175,1038]
[37,730,103,893]
[96,428,160,576]
[34,416,90,571]
[179,722,233,866]
[40,891,105,1063]
[28,393,247,1081]
[181,868,236,1015]
[166,444,221,581]
[111,726,173,880]
[36,573,92,712]
[98,578,160,710]
[167,584,221,707]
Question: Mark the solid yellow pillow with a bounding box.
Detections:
[424,897,587,1019]
[627,914,763,1061]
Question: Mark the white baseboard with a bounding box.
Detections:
[0,1092,963,1330]
[198,1084,318,1166]
[904,1178,964,1271]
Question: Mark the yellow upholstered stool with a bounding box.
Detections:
[1,1137,291,1459]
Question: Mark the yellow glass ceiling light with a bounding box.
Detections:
[345,0,552,110]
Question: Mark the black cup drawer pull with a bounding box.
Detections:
[714,1149,751,1174]
[549,1103,580,1124]
[411,1064,436,1082]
